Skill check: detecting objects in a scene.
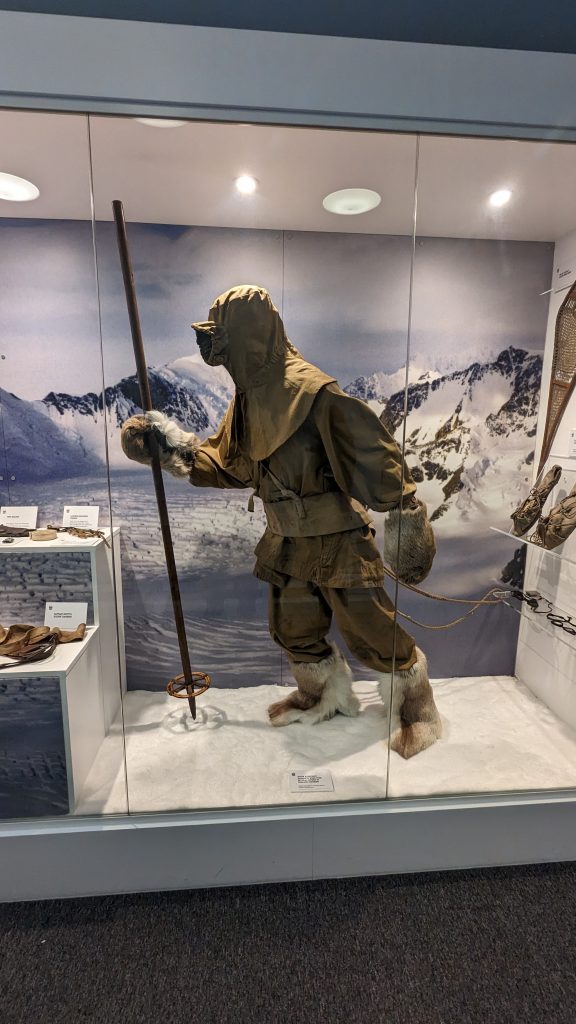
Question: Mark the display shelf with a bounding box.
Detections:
[0,626,97,676]
[0,526,114,553]
[0,625,110,810]
[490,526,576,567]
[0,526,126,814]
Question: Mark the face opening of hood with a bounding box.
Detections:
[191,283,336,461]
[192,285,288,391]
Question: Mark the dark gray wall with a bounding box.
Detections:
[1,0,576,54]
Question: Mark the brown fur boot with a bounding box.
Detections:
[377,647,442,758]
[268,644,360,727]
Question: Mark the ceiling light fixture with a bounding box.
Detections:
[0,172,40,202]
[235,174,258,195]
[323,188,381,215]
[489,188,513,208]
[135,118,187,128]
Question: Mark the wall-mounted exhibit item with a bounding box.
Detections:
[510,465,562,537]
[538,279,576,472]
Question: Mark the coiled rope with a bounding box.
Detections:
[383,566,506,630]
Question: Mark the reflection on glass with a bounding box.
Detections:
[88,117,421,812]
[0,110,128,819]
[3,111,576,824]
[389,134,576,798]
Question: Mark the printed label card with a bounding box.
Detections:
[62,505,100,529]
[288,769,335,794]
[0,506,38,529]
[44,602,88,630]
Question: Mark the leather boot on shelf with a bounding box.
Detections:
[531,483,576,550]
[510,465,562,537]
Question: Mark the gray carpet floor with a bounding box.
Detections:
[1,862,576,1024]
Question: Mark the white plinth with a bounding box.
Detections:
[0,527,126,811]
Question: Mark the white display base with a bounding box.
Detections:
[0,526,126,731]
[76,676,576,816]
[0,628,104,811]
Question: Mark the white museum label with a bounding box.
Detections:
[288,769,335,793]
[569,430,576,458]
[62,505,100,529]
[44,602,88,629]
[0,506,38,529]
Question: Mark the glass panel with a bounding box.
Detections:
[88,115,418,813]
[6,109,576,819]
[389,133,576,797]
[0,110,127,819]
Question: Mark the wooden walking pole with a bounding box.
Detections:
[112,200,210,718]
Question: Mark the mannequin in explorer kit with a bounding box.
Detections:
[121,285,441,758]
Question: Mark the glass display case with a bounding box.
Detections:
[2,108,576,830]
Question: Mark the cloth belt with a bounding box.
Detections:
[263,492,371,537]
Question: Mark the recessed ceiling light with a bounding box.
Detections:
[135,118,187,128]
[235,174,258,195]
[489,188,513,208]
[323,188,382,215]
[0,172,40,202]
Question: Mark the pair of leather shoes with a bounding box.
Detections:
[511,465,561,537]
[530,483,576,550]
[0,623,86,669]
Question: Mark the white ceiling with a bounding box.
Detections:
[1,110,576,241]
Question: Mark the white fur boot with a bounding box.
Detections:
[377,647,442,758]
[268,644,360,727]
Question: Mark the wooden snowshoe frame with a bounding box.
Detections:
[538,278,576,474]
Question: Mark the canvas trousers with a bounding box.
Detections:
[268,576,417,673]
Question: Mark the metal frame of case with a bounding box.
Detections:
[2,11,576,900]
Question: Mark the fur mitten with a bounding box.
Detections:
[383,498,436,584]
[121,411,200,478]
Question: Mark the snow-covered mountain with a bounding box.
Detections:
[378,346,542,534]
[0,386,102,482]
[345,365,440,414]
[9,346,541,536]
[40,355,233,468]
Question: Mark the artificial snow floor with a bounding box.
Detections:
[76,676,576,815]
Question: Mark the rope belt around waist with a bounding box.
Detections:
[263,491,371,538]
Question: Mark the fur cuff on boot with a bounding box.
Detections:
[384,499,436,585]
[377,647,442,759]
[121,412,200,478]
[268,644,360,727]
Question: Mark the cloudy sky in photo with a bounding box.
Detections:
[0,219,553,400]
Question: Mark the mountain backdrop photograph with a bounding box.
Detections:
[0,220,553,689]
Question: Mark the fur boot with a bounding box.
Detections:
[268,644,360,726]
[377,647,442,758]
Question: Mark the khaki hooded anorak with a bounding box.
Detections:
[189,285,416,588]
